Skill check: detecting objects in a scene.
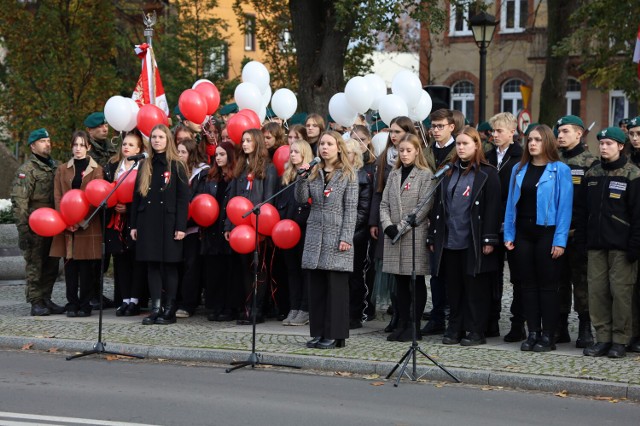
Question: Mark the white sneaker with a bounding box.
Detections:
[175,309,190,318]
[282,310,299,326]
[290,310,309,326]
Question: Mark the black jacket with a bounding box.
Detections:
[224,164,278,231]
[428,162,502,277]
[485,142,523,216]
[354,167,373,245]
[199,177,232,256]
[104,161,134,254]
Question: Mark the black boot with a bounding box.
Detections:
[384,293,399,332]
[575,313,594,349]
[387,320,408,341]
[554,313,571,344]
[156,302,177,325]
[504,322,526,342]
[520,331,540,351]
[533,331,556,352]
[142,299,162,325]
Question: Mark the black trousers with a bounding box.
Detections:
[65,259,98,312]
[113,251,145,300]
[490,243,524,326]
[204,254,239,314]
[442,249,492,334]
[308,269,349,340]
[429,251,448,323]
[348,239,371,321]
[514,219,560,333]
[179,233,203,313]
[283,241,309,312]
[147,261,178,303]
[395,274,426,325]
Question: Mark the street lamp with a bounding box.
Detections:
[470,12,498,123]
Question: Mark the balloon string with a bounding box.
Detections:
[351,131,377,160]
[283,120,289,131]
[417,122,429,150]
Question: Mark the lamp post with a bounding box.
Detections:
[470,12,498,123]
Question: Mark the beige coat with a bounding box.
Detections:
[380,166,434,276]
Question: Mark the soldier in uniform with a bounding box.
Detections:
[85,112,116,168]
[10,128,65,316]
[626,116,640,353]
[575,127,640,359]
[555,115,598,348]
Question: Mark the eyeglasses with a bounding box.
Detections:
[430,124,449,131]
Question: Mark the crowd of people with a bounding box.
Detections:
[10,105,640,357]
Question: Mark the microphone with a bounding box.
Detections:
[127,152,148,162]
[432,163,451,180]
[297,157,321,176]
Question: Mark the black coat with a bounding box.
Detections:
[199,177,233,256]
[131,154,189,262]
[428,162,502,277]
[354,167,373,245]
[103,161,136,254]
[224,164,278,231]
[485,142,523,215]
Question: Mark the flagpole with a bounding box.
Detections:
[143,11,157,106]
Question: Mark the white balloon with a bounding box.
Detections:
[328,92,358,128]
[409,90,433,122]
[124,98,140,132]
[234,82,263,113]
[372,132,389,157]
[378,94,409,125]
[364,74,388,111]
[192,78,213,89]
[391,70,423,108]
[104,96,134,132]
[242,61,270,92]
[257,105,267,123]
[271,88,298,120]
[345,76,373,114]
[261,85,272,109]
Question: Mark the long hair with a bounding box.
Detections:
[208,141,236,183]
[282,140,313,185]
[262,122,286,150]
[288,124,308,142]
[177,138,207,174]
[447,126,489,176]
[376,116,417,192]
[308,131,356,182]
[173,124,196,144]
[394,134,430,170]
[351,124,376,164]
[70,130,90,150]
[109,129,145,164]
[233,128,271,179]
[305,113,326,144]
[137,124,186,197]
[518,124,560,171]
[344,138,364,170]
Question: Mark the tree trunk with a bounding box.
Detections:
[538,0,578,126]
[289,0,353,114]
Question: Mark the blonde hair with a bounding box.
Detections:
[137,124,186,197]
[344,138,364,170]
[307,131,356,182]
[282,140,313,185]
[489,112,517,131]
[395,134,430,170]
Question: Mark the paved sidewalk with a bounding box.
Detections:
[1,278,639,400]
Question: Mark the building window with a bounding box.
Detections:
[244,14,256,51]
[501,78,524,115]
[609,90,638,126]
[449,1,479,36]
[207,43,228,80]
[565,78,581,116]
[451,81,475,121]
[501,0,528,33]
[278,29,295,53]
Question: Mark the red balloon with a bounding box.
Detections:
[229,224,257,254]
[59,189,90,226]
[29,207,66,237]
[226,196,253,226]
[190,194,220,227]
[250,203,280,236]
[137,104,169,136]
[194,82,221,115]
[179,89,207,125]
[115,170,138,204]
[237,109,261,130]
[272,145,290,177]
[271,219,302,249]
[226,114,253,145]
[85,179,117,208]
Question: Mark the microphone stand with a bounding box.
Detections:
[385,171,459,386]
[226,172,307,373]
[67,159,144,361]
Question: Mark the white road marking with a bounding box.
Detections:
[0,411,159,426]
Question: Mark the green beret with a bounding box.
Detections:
[477,121,492,132]
[28,128,49,145]
[524,122,540,137]
[370,111,381,121]
[628,116,640,129]
[266,108,276,119]
[597,126,626,144]
[422,117,431,129]
[619,118,630,126]
[83,112,107,128]
[173,105,184,121]
[371,121,388,132]
[219,103,238,115]
[288,112,308,125]
[555,115,584,129]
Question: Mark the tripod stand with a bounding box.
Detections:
[226,176,302,373]
[385,172,459,386]
[67,159,143,361]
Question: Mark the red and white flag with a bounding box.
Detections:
[633,24,640,79]
[132,43,169,115]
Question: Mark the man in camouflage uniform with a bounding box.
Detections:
[10,129,64,316]
[555,115,598,348]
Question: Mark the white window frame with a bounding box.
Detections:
[501,78,524,115]
[244,14,256,51]
[565,78,581,116]
[207,43,228,79]
[609,90,638,126]
[451,81,475,120]
[449,1,473,36]
[500,0,527,34]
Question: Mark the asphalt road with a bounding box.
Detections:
[0,349,638,426]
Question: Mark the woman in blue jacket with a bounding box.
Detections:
[504,124,573,352]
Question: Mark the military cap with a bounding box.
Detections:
[619,118,630,126]
[288,112,308,125]
[371,121,388,132]
[556,115,584,129]
[266,108,276,119]
[83,112,107,128]
[219,103,238,115]
[597,126,626,144]
[422,117,431,129]
[524,122,539,137]
[627,116,640,130]
[477,121,492,132]
[28,128,49,145]
[173,105,184,121]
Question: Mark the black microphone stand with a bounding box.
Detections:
[226,172,307,373]
[67,159,144,361]
[385,172,459,386]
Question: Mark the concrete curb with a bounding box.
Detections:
[2,335,638,400]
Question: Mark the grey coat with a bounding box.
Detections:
[295,169,358,272]
[380,166,435,276]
